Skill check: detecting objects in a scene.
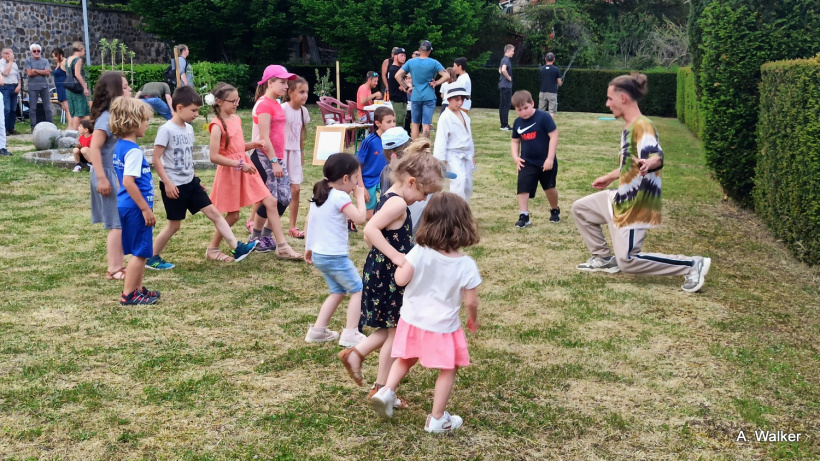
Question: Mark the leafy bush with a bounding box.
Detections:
[676,67,700,136]
[86,62,251,106]
[698,0,820,205]
[467,67,677,116]
[755,56,820,264]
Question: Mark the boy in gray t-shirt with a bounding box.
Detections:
[146,87,257,270]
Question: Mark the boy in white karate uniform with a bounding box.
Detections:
[433,87,474,202]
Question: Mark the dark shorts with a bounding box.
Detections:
[250,150,290,218]
[119,207,154,258]
[517,159,558,198]
[160,176,213,221]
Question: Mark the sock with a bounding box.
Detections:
[261,227,273,237]
[520,211,529,216]
[251,229,262,238]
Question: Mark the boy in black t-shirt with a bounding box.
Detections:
[510,90,560,227]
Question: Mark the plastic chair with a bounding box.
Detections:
[345,100,359,123]
[318,102,354,148]
[320,96,352,122]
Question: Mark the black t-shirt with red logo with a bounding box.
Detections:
[511,110,557,164]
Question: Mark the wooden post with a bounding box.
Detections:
[336,60,340,101]
[173,46,181,88]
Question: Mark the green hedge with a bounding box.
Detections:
[675,67,701,137]
[699,0,820,205]
[86,62,252,106]
[755,56,820,265]
[464,67,677,116]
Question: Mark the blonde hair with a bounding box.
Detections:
[109,97,152,137]
[389,150,443,194]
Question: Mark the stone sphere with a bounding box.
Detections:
[32,124,61,150]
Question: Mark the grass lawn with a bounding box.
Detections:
[0,107,817,460]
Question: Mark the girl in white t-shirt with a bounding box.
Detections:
[303,153,367,345]
[371,192,482,433]
[282,77,311,238]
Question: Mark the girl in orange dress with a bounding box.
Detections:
[205,82,302,261]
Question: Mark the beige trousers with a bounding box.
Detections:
[572,191,694,276]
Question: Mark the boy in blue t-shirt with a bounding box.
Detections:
[357,106,396,220]
[510,90,560,228]
[111,97,161,305]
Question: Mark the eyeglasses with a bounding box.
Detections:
[32,50,41,53]
[224,98,240,105]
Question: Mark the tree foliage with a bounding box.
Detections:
[128,0,295,65]
[293,0,491,80]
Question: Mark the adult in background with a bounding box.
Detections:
[498,44,514,131]
[135,81,174,120]
[394,40,449,139]
[538,52,562,119]
[173,45,194,88]
[381,47,400,97]
[386,47,408,128]
[572,73,711,293]
[51,47,70,122]
[66,42,91,131]
[453,57,472,113]
[356,71,383,122]
[0,47,21,135]
[24,43,53,128]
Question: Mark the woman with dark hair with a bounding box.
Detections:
[85,71,132,280]
[51,47,70,122]
[66,41,91,131]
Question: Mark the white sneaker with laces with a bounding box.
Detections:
[371,386,396,419]
[304,325,340,343]
[338,328,366,347]
[424,411,463,433]
[576,255,620,273]
[682,256,711,293]
[72,164,82,172]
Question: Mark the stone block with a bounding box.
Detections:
[56,136,79,149]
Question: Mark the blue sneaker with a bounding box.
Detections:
[231,240,258,262]
[145,255,175,270]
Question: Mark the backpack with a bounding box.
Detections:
[164,57,188,91]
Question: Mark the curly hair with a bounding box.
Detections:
[389,150,443,195]
[109,97,152,138]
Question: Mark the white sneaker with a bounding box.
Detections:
[371,386,396,420]
[304,325,340,343]
[72,164,82,172]
[338,328,366,347]
[576,255,620,273]
[682,256,711,293]
[424,411,463,433]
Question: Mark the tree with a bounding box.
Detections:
[128,0,295,65]
[293,0,492,80]
[519,1,594,67]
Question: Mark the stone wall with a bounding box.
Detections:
[1,0,167,64]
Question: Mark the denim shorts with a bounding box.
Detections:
[312,253,363,294]
[411,99,436,125]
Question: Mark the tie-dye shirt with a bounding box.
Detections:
[612,116,663,229]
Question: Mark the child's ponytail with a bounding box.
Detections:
[311,153,361,207]
[209,82,235,149]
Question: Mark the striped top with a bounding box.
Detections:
[612,116,663,229]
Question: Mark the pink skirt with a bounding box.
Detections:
[392,318,470,370]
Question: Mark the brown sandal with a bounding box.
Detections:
[106,267,126,280]
[337,347,365,386]
[206,247,234,262]
[275,242,303,260]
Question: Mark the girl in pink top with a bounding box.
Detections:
[247,65,300,258]
[205,82,301,261]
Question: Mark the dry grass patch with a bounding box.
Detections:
[0,109,817,459]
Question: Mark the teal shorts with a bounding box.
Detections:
[366,184,380,210]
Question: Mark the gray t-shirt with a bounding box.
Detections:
[0,59,20,85]
[94,111,118,170]
[155,120,195,185]
[24,57,51,90]
[173,56,194,87]
[498,56,513,89]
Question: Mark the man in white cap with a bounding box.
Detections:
[24,43,53,128]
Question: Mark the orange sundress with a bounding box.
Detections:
[208,115,270,213]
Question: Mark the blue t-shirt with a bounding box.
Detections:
[357,132,386,188]
[511,110,558,164]
[114,139,154,209]
[401,57,445,102]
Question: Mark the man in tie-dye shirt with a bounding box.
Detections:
[571,73,712,293]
